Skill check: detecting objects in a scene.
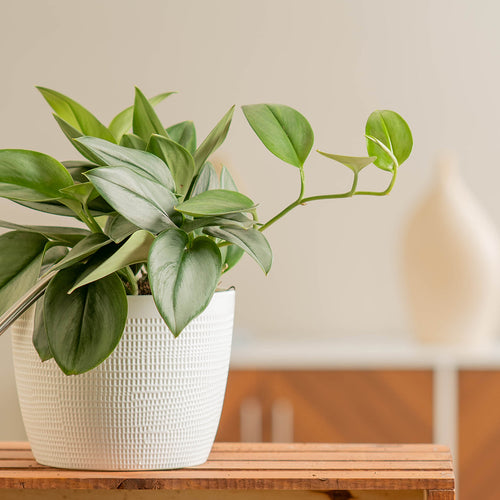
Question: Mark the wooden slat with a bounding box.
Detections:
[0,443,454,492]
[0,450,34,459]
[208,451,451,461]
[0,459,453,471]
[0,443,31,450]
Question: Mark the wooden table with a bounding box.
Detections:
[0,442,455,499]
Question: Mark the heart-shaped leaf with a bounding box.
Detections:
[133,87,169,141]
[317,152,377,174]
[76,136,175,191]
[109,91,175,142]
[167,121,196,154]
[175,189,256,217]
[204,226,272,274]
[0,219,89,246]
[86,166,178,233]
[365,110,413,171]
[44,265,127,374]
[189,162,219,199]
[148,230,222,336]
[70,230,154,291]
[242,103,314,168]
[0,150,73,202]
[147,135,195,196]
[194,106,234,173]
[37,87,116,143]
[0,231,48,315]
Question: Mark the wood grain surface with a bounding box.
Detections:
[0,442,454,493]
[217,370,433,443]
[459,370,500,500]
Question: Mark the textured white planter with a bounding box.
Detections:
[11,289,235,470]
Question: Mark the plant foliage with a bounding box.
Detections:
[0,87,413,374]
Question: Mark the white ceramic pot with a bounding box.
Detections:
[11,289,235,470]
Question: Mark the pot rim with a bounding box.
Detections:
[126,287,235,318]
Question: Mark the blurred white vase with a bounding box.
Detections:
[401,153,500,347]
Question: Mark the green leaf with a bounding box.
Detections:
[33,295,51,361]
[15,198,111,218]
[77,136,175,191]
[62,161,100,183]
[204,226,272,274]
[60,182,98,205]
[85,166,178,234]
[189,162,219,198]
[44,265,127,375]
[223,245,244,273]
[105,214,139,243]
[148,230,221,336]
[133,87,168,141]
[109,91,175,142]
[0,219,89,246]
[119,133,147,150]
[181,213,254,233]
[70,230,153,292]
[33,245,69,362]
[176,189,256,217]
[49,233,112,272]
[194,106,234,173]
[0,149,73,202]
[365,110,413,171]
[37,87,116,143]
[147,134,195,196]
[0,232,47,315]
[242,103,314,168]
[317,152,377,174]
[220,166,238,191]
[53,115,106,165]
[13,200,76,217]
[167,121,196,154]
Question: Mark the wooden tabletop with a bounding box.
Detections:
[0,442,454,492]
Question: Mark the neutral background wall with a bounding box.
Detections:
[1,0,500,439]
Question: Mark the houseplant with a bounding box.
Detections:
[0,87,412,469]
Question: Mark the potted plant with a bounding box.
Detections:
[0,87,412,470]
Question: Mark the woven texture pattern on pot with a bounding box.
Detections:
[11,290,235,470]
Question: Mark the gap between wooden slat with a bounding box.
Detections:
[207,452,451,461]
[212,443,450,452]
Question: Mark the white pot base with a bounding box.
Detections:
[11,290,235,470]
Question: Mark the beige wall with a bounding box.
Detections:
[1,0,500,439]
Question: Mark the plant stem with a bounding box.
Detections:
[118,266,138,295]
[81,206,103,233]
[354,166,398,197]
[258,166,306,232]
[259,166,398,233]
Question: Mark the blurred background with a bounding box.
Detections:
[1,1,500,498]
